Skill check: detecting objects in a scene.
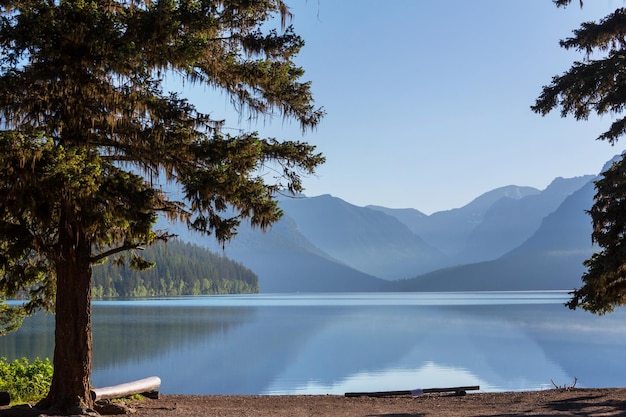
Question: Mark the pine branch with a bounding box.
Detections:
[91,243,146,264]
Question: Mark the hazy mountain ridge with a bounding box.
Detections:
[455,175,595,263]
[166,155,622,292]
[370,185,541,257]
[278,194,446,280]
[159,212,386,293]
[383,179,598,292]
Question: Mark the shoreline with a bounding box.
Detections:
[4,388,626,416]
[130,389,626,416]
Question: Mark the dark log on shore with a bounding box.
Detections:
[345,385,480,398]
[0,391,9,406]
[90,376,161,401]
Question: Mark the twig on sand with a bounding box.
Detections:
[551,377,578,391]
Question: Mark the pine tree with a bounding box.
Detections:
[532,1,626,314]
[0,0,323,412]
[91,239,259,296]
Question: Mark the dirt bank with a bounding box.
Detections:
[2,388,626,416]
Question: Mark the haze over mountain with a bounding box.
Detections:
[368,177,591,261]
[370,185,539,258]
[278,195,446,280]
[383,180,597,292]
[164,155,622,293]
[382,155,623,292]
[456,175,594,263]
[160,212,385,293]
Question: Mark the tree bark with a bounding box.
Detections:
[38,206,94,414]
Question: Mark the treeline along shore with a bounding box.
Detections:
[91,240,259,298]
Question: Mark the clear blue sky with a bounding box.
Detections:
[181,1,626,215]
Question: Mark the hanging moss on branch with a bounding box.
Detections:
[0,0,324,412]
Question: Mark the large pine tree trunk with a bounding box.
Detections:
[38,209,94,414]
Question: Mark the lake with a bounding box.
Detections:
[2,291,626,395]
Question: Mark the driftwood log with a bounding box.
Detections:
[90,376,161,401]
[345,385,480,398]
[0,391,9,406]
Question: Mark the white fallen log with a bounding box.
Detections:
[90,376,161,401]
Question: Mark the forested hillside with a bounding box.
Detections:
[92,240,259,297]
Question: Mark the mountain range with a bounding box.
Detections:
[167,154,623,293]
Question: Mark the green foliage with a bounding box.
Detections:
[567,158,626,313]
[92,240,259,297]
[0,0,324,406]
[533,2,626,313]
[553,0,583,7]
[0,357,53,404]
[0,0,324,325]
[532,7,626,144]
[0,300,26,336]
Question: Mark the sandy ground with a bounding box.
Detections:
[2,389,626,416]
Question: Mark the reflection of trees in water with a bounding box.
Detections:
[92,305,256,370]
[0,304,255,370]
[0,312,55,360]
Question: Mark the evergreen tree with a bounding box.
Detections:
[0,0,323,412]
[91,240,259,296]
[532,0,626,314]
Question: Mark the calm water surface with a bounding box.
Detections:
[2,291,626,394]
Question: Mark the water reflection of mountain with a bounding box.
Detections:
[435,304,626,389]
[3,297,626,394]
[256,304,626,394]
[136,303,594,395]
[257,305,570,394]
[92,304,344,393]
[508,306,626,388]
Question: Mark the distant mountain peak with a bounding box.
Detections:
[164,156,618,293]
[366,205,427,218]
[599,153,625,173]
[461,185,540,213]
